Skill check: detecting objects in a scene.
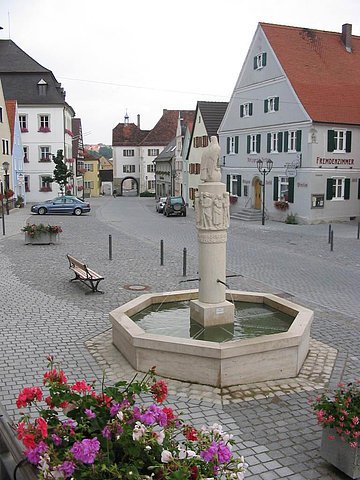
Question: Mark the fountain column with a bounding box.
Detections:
[190,136,234,327]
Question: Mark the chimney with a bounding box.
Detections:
[137,114,140,128]
[341,23,352,53]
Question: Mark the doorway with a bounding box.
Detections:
[254,177,261,209]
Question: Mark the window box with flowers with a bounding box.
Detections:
[274,200,289,211]
[15,357,247,480]
[21,127,29,133]
[22,223,62,245]
[229,195,238,205]
[39,186,52,192]
[38,126,51,133]
[311,381,360,479]
[39,157,52,163]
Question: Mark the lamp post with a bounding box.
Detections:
[0,180,5,235]
[256,159,273,226]
[2,161,10,215]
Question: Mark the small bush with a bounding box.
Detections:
[140,191,155,197]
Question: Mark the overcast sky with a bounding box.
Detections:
[0,0,359,145]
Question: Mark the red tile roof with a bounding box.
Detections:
[5,100,16,149]
[261,23,360,124]
[112,109,195,147]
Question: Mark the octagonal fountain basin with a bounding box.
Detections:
[111,289,313,388]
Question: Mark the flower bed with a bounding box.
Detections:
[15,358,247,479]
[22,223,62,238]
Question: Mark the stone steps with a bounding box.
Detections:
[231,208,263,221]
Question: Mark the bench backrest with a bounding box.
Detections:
[67,254,91,275]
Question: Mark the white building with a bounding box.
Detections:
[219,22,360,224]
[0,40,75,202]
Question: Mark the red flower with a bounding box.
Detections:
[22,433,36,449]
[36,417,48,439]
[71,380,92,393]
[151,380,168,404]
[162,407,176,422]
[190,465,199,479]
[43,369,67,385]
[16,386,42,408]
[184,425,198,441]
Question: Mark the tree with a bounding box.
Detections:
[98,145,113,159]
[52,150,73,195]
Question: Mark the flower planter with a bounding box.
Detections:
[25,233,60,245]
[320,428,360,479]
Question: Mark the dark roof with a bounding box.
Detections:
[0,39,73,108]
[112,123,149,146]
[99,170,113,182]
[197,101,228,136]
[140,110,195,146]
[112,109,195,147]
[261,22,360,124]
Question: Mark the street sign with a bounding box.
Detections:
[17,173,24,185]
[286,168,297,178]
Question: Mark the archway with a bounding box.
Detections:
[120,177,139,196]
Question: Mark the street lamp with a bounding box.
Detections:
[2,161,10,215]
[256,159,273,226]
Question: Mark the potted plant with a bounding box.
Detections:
[311,381,360,479]
[15,357,248,479]
[22,223,62,245]
[274,200,289,211]
[15,195,24,208]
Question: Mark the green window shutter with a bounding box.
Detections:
[278,132,283,152]
[344,178,350,200]
[262,52,267,66]
[283,131,289,152]
[274,97,280,111]
[346,131,352,152]
[237,175,241,196]
[358,179,360,199]
[327,130,335,152]
[267,133,271,153]
[296,130,302,152]
[273,176,279,201]
[235,136,239,153]
[326,178,333,200]
[226,137,230,154]
[256,134,261,153]
[226,175,231,193]
[288,177,295,203]
[246,135,251,154]
[249,103,253,116]
[264,99,268,113]
[240,105,244,118]
[253,56,257,69]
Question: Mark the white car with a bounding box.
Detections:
[155,197,167,213]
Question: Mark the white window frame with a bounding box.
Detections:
[123,164,135,173]
[334,130,346,153]
[271,133,279,153]
[147,180,155,190]
[123,149,135,157]
[23,146,29,163]
[278,177,289,201]
[2,139,9,155]
[250,135,257,154]
[19,115,28,131]
[39,146,51,161]
[267,97,276,113]
[288,131,296,152]
[39,115,50,129]
[147,164,155,173]
[229,136,236,154]
[84,163,94,172]
[148,149,159,156]
[332,177,345,199]
[255,54,264,69]
[231,175,238,196]
[242,103,251,117]
[0,107,3,122]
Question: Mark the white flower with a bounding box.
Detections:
[145,445,152,450]
[210,423,224,435]
[178,447,186,460]
[161,450,174,463]
[186,449,197,458]
[117,411,124,421]
[132,421,146,441]
[154,430,165,445]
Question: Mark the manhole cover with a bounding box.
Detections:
[123,284,150,291]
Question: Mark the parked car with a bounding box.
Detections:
[156,196,167,213]
[163,196,186,217]
[31,196,91,216]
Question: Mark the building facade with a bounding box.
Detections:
[0,40,75,202]
[219,23,360,224]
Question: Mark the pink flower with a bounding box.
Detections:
[132,422,146,441]
[161,450,173,463]
[71,438,100,464]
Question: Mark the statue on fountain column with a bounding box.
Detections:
[200,136,221,183]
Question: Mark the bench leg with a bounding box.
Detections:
[84,279,104,294]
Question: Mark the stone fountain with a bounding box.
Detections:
[111,137,313,387]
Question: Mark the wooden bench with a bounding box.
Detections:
[67,254,104,294]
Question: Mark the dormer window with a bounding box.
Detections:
[254,52,267,70]
[38,79,48,96]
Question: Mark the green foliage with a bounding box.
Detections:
[285,212,298,224]
[52,150,73,194]
[98,146,113,159]
[140,191,155,197]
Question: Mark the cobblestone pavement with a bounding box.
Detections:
[0,198,359,479]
